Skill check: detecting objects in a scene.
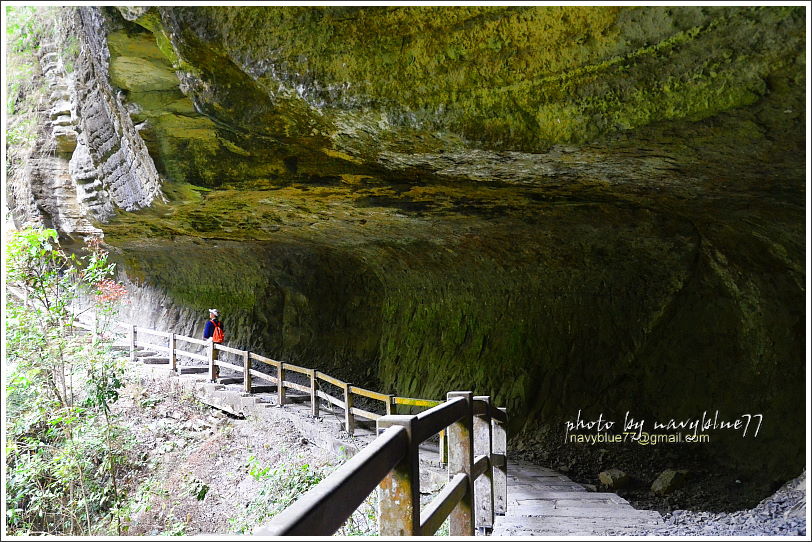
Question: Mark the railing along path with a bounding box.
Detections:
[75,317,509,536]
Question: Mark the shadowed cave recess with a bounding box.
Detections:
[7,5,805,511]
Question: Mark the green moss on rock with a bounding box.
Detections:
[104,5,802,190]
[153,5,801,152]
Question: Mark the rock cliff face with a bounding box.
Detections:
[7,6,805,488]
[7,8,163,238]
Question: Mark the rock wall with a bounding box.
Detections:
[7,8,163,240]
[71,8,164,220]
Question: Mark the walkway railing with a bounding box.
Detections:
[122,324,453,441]
[74,317,508,536]
[254,392,508,536]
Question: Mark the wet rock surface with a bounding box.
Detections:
[651,469,689,495]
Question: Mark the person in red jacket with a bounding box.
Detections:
[203,309,224,381]
[203,309,224,343]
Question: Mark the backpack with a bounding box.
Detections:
[212,320,224,343]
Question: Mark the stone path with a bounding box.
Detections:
[492,459,663,536]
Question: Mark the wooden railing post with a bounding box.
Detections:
[243,350,252,393]
[473,396,494,533]
[278,362,286,406]
[385,394,394,416]
[447,391,474,536]
[493,407,508,516]
[344,384,355,435]
[169,333,177,373]
[309,369,319,417]
[377,415,420,536]
[129,324,136,362]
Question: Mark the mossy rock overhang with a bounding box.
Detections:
[93,5,804,486]
[106,5,805,190]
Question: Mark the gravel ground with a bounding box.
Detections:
[605,472,807,536]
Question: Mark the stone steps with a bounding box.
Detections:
[247,385,277,394]
[176,366,208,375]
[134,350,158,358]
[215,377,242,385]
[141,356,170,364]
[492,459,664,536]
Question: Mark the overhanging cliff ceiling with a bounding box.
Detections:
[76,5,802,246]
[111,6,803,187]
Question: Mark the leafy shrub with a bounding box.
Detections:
[5,6,54,178]
[5,228,133,535]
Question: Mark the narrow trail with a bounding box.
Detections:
[119,339,664,535]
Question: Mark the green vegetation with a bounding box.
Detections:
[5,6,51,115]
[4,229,378,536]
[61,35,80,73]
[230,453,378,535]
[5,229,133,535]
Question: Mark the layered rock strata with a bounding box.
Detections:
[7,8,163,240]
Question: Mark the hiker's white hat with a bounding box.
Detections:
[209,308,219,316]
